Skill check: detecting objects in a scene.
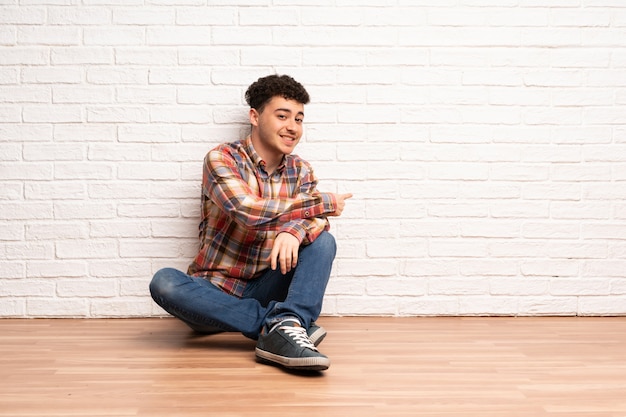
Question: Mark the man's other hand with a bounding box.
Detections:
[270,232,300,274]
[328,193,353,217]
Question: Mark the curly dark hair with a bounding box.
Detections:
[245,74,310,113]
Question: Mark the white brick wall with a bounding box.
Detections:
[1,1,625,318]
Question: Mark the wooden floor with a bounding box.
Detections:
[1,317,626,417]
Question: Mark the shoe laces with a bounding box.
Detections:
[280,323,318,351]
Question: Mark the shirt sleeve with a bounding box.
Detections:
[204,146,337,230]
[279,217,331,245]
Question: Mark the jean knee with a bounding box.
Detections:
[149,268,180,301]
[312,231,337,258]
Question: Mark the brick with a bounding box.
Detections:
[116,86,175,104]
[398,297,459,316]
[120,278,151,296]
[0,261,25,279]
[147,27,211,46]
[90,220,151,238]
[335,259,398,276]
[57,279,117,298]
[87,67,147,84]
[148,68,211,85]
[429,239,489,257]
[518,297,578,316]
[177,47,238,66]
[551,202,610,220]
[6,242,54,260]
[118,124,180,143]
[0,202,53,220]
[116,162,179,181]
[27,298,89,317]
[18,26,80,46]
[53,86,114,104]
[23,143,84,161]
[550,278,610,296]
[0,7,46,24]
[176,8,238,26]
[54,162,113,180]
[2,279,56,297]
[89,298,154,317]
[336,296,398,315]
[325,277,366,296]
[25,222,89,240]
[48,7,111,25]
[25,181,86,200]
[0,143,20,161]
[0,86,51,103]
[0,67,18,84]
[366,239,427,258]
[367,277,427,297]
[578,297,626,315]
[23,105,82,123]
[117,202,180,218]
[51,47,113,65]
[547,242,607,259]
[0,106,21,122]
[113,8,174,25]
[0,182,22,200]
[87,143,150,161]
[240,46,302,67]
[89,260,150,278]
[0,47,49,65]
[0,299,25,317]
[399,221,459,238]
[115,48,178,65]
[461,221,520,238]
[521,261,580,277]
[430,277,489,295]
[0,222,23,241]
[86,106,149,123]
[84,27,145,46]
[522,222,580,239]
[27,261,87,278]
[119,239,188,258]
[56,239,117,259]
[459,297,519,315]
[22,67,83,84]
[53,124,116,142]
[151,219,197,238]
[490,277,549,296]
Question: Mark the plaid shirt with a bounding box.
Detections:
[187,136,336,297]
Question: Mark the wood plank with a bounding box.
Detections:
[1,317,625,416]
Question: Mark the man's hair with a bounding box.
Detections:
[245,74,310,113]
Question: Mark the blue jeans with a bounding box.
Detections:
[149,231,336,340]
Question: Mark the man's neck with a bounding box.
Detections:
[250,135,283,175]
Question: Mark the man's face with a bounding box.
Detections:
[249,96,304,159]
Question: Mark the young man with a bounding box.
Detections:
[150,74,352,372]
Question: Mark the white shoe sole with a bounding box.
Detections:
[255,348,330,371]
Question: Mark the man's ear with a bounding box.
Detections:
[249,108,259,127]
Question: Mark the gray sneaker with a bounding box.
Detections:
[307,322,326,347]
[255,318,330,371]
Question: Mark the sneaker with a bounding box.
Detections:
[255,318,330,371]
[307,322,326,347]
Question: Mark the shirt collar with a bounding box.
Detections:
[243,135,287,174]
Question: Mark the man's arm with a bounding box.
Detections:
[271,193,352,274]
[204,148,336,229]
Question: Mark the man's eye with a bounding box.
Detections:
[296,118,303,123]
